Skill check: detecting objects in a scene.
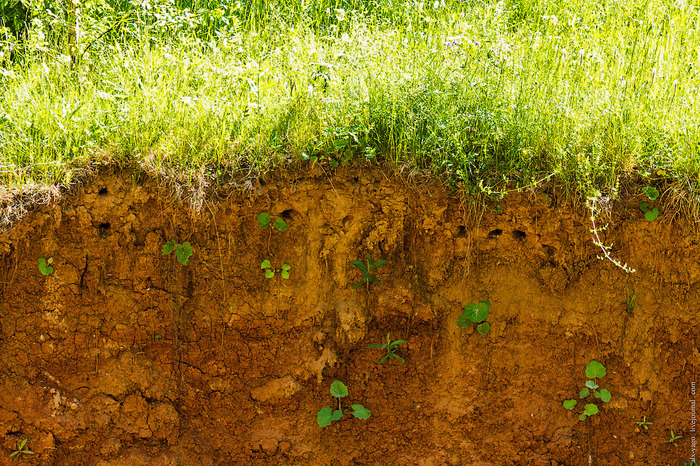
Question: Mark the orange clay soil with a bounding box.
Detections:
[0,167,697,465]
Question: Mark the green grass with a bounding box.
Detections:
[1,0,700,204]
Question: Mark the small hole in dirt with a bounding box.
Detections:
[98,188,108,196]
[488,229,502,238]
[513,230,527,240]
[456,226,467,237]
[99,222,111,231]
[280,209,296,219]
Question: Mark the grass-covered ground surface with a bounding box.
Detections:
[1,0,699,203]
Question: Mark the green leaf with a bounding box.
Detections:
[642,186,660,200]
[579,413,587,421]
[265,269,274,278]
[585,380,599,390]
[351,404,372,420]
[330,380,348,398]
[583,403,599,416]
[261,260,271,269]
[10,450,19,457]
[369,259,387,270]
[378,354,388,364]
[645,208,659,221]
[461,301,491,324]
[585,360,606,379]
[599,389,611,402]
[274,218,288,231]
[456,310,472,328]
[329,159,339,167]
[331,409,343,420]
[162,240,176,255]
[38,257,54,275]
[640,201,650,212]
[352,281,364,289]
[579,388,590,398]
[176,242,193,265]
[476,322,491,335]
[282,264,291,271]
[19,440,27,449]
[281,270,290,279]
[317,407,334,427]
[257,212,271,228]
[389,340,407,347]
[393,354,405,363]
[367,343,385,349]
[351,260,368,273]
[563,399,577,410]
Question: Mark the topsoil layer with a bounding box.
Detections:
[0,168,697,465]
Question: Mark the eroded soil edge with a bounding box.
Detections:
[0,169,697,465]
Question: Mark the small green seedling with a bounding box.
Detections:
[622,287,638,314]
[456,300,491,335]
[38,257,54,275]
[317,380,371,427]
[257,212,288,231]
[261,260,291,279]
[640,186,660,221]
[666,429,682,446]
[367,332,406,364]
[9,438,34,461]
[635,415,652,430]
[351,253,387,294]
[563,360,612,420]
[162,240,193,265]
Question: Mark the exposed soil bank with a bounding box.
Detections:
[0,168,697,465]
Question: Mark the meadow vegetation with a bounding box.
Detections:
[1,0,699,205]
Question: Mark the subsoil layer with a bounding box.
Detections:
[0,168,697,465]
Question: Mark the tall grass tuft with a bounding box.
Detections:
[0,0,699,203]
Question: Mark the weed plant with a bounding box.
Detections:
[1,0,700,203]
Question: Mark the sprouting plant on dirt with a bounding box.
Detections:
[635,415,652,431]
[257,212,288,231]
[622,287,638,314]
[351,253,387,293]
[640,186,660,222]
[261,260,291,279]
[9,438,34,461]
[563,360,612,420]
[666,429,682,446]
[38,257,54,275]
[317,380,371,427]
[456,300,491,335]
[367,332,406,364]
[162,240,193,265]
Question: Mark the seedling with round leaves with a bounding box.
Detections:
[317,380,371,427]
[563,360,612,421]
[351,253,387,294]
[367,332,406,364]
[162,240,193,265]
[261,260,291,279]
[38,257,54,275]
[9,438,34,461]
[456,300,491,335]
[640,186,660,222]
[257,212,288,231]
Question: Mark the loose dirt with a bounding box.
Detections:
[0,168,697,465]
